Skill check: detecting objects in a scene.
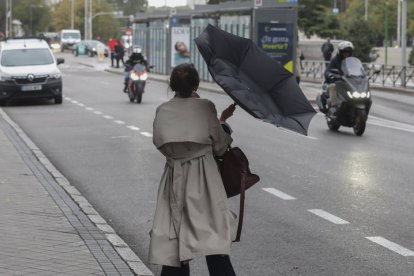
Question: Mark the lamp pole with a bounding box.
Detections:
[401,0,407,87]
[5,0,13,37]
[384,2,388,67]
[71,0,74,29]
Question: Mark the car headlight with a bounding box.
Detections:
[0,75,12,82]
[50,72,61,79]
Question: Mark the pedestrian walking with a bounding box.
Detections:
[107,38,116,67]
[114,40,125,68]
[149,63,238,276]
[321,38,334,67]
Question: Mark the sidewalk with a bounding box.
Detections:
[0,108,153,275]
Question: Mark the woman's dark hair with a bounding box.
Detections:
[169,63,200,98]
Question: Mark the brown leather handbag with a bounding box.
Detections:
[216,146,260,242]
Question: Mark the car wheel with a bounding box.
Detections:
[54,95,63,104]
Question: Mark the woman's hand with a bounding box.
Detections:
[220,103,236,122]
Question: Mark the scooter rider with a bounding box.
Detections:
[123,47,149,92]
[324,41,354,114]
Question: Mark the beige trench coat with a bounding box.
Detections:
[149,96,237,267]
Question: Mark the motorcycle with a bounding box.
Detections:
[126,63,148,103]
[316,57,372,136]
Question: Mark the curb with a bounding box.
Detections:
[0,108,154,276]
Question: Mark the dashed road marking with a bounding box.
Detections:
[127,126,140,131]
[103,115,114,120]
[93,111,102,115]
[308,209,350,224]
[86,107,94,111]
[366,236,414,257]
[77,103,85,107]
[140,132,153,137]
[262,188,296,200]
[114,120,125,125]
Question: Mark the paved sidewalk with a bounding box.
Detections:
[0,109,153,276]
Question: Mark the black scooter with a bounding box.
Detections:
[316,57,372,136]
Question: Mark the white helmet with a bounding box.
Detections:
[338,41,354,51]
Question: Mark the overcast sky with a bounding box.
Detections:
[147,0,187,7]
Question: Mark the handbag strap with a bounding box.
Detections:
[234,169,246,242]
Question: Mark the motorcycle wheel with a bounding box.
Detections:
[127,88,134,102]
[327,117,340,131]
[135,83,143,103]
[353,109,367,136]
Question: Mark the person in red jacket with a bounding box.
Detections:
[107,38,116,67]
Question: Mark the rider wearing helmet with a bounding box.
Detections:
[324,40,354,111]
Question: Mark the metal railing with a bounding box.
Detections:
[301,60,414,89]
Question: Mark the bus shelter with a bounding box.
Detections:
[132,0,298,82]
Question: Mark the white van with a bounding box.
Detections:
[60,29,81,52]
[0,37,64,105]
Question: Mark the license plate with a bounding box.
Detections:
[21,85,42,91]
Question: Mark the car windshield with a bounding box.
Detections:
[341,57,365,77]
[62,32,80,39]
[1,49,54,66]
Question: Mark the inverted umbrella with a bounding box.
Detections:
[194,24,316,136]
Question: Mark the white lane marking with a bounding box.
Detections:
[279,127,318,140]
[114,120,125,125]
[93,111,102,115]
[77,103,85,107]
[127,126,140,131]
[71,100,79,104]
[140,131,153,137]
[86,107,94,111]
[103,115,114,120]
[368,115,414,133]
[308,209,350,224]
[262,188,296,200]
[65,97,72,101]
[366,236,414,257]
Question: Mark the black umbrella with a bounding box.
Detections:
[194,24,316,136]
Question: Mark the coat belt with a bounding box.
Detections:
[166,148,212,239]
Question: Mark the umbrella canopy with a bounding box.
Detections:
[194,24,316,136]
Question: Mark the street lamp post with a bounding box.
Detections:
[401,0,407,87]
[30,5,42,36]
[71,0,74,29]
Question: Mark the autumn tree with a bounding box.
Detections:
[5,0,51,35]
[52,0,122,41]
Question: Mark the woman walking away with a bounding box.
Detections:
[149,63,238,276]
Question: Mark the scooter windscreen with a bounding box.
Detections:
[341,57,370,99]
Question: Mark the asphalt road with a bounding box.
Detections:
[3,53,414,276]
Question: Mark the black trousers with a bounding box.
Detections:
[160,255,236,276]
